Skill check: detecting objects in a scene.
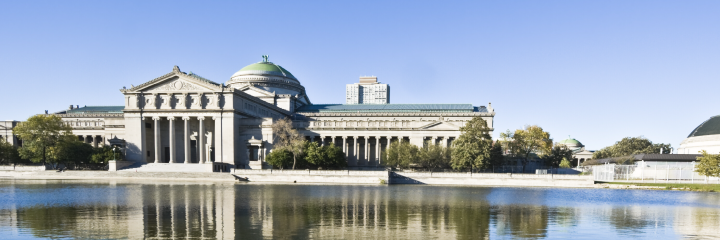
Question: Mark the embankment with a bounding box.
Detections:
[0,169,595,187]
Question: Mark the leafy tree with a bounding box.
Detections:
[542,145,574,168]
[559,157,572,168]
[418,144,451,171]
[383,140,419,168]
[451,117,494,170]
[266,148,293,169]
[271,118,305,169]
[0,139,22,164]
[592,137,671,159]
[13,115,74,165]
[53,139,93,166]
[500,125,553,173]
[304,142,347,169]
[488,143,504,170]
[695,150,720,178]
[90,145,124,164]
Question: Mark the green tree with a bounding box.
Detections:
[695,150,720,178]
[542,145,574,168]
[383,140,419,168]
[271,118,305,169]
[500,125,553,173]
[418,144,451,171]
[90,145,124,164]
[13,115,74,166]
[488,142,504,171]
[592,137,671,159]
[450,117,494,171]
[53,139,94,166]
[304,142,347,169]
[0,139,22,164]
[266,148,293,169]
[559,157,572,168]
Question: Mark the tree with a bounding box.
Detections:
[53,139,94,167]
[695,150,720,178]
[90,145,124,164]
[500,125,553,173]
[383,140,419,168]
[0,139,22,164]
[304,142,347,169]
[592,137,671,159]
[266,148,293,169]
[541,145,574,168]
[13,115,74,166]
[559,157,572,168]
[488,143,504,171]
[418,144,451,171]
[451,117,494,171]
[271,118,305,169]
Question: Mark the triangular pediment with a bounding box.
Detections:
[127,66,222,92]
[419,121,461,130]
[145,77,213,92]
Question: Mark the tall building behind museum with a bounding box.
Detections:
[346,77,389,104]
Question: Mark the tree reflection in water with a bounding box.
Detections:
[1,180,720,239]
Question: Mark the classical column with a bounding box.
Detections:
[342,137,347,157]
[198,116,205,164]
[183,117,191,164]
[353,136,358,163]
[153,117,161,163]
[445,137,450,148]
[168,117,176,163]
[365,136,370,165]
[375,137,380,165]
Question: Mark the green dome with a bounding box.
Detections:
[688,115,720,137]
[231,62,296,80]
[558,138,583,146]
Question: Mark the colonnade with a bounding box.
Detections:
[147,116,218,164]
[305,135,456,166]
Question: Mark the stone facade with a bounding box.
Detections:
[45,58,494,171]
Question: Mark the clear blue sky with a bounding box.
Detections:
[1,1,719,151]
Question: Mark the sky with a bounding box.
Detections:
[1,1,719,151]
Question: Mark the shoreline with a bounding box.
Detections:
[0,170,599,188]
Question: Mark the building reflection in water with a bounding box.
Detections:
[1,180,720,239]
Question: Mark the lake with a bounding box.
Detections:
[0,179,719,239]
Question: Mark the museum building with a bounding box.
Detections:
[17,57,496,171]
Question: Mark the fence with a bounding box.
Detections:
[593,162,720,183]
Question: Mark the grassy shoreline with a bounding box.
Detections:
[607,182,720,192]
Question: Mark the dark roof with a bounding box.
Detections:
[65,106,125,114]
[594,154,702,164]
[296,104,485,113]
[633,154,702,162]
[688,115,720,137]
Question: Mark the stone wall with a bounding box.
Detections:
[233,169,389,184]
[390,172,594,187]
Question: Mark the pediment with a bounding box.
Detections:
[419,121,461,130]
[126,66,222,93]
[145,77,214,92]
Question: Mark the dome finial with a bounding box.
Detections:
[262,55,269,63]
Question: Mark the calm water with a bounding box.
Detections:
[1,180,720,239]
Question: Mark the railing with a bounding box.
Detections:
[592,163,720,183]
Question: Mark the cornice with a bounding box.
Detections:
[57,114,124,118]
[296,112,495,117]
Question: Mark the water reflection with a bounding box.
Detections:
[0,180,720,239]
